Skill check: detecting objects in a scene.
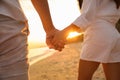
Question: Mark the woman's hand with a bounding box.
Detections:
[51,30,67,51]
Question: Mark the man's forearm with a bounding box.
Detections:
[31,0,55,34]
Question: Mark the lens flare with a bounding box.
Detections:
[67,32,82,39]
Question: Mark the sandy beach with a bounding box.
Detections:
[29,42,106,80]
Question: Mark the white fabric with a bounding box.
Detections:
[74,0,120,30]
[0,1,29,79]
[0,15,29,79]
[0,0,27,21]
[0,15,28,66]
[73,0,120,63]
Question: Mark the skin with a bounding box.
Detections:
[52,24,82,50]
[31,0,120,80]
[31,0,64,50]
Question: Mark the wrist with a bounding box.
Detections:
[62,24,78,37]
[45,24,56,33]
[46,28,58,37]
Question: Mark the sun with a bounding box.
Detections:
[19,0,81,48]
[67,32,82,39]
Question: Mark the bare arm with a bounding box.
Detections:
[31,0,56,34]
[52,24,81,43]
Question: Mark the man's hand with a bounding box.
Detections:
[46,29,65,51]
[51,30,67,51]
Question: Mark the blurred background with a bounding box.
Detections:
[19,0,81,49]
[19,1,105,80]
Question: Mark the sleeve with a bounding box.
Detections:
[73,0,99,30]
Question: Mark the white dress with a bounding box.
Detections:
[73,0,120,63]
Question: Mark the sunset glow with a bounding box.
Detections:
[67,32,82,39]
[19,0,81,48]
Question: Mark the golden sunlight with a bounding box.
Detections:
[19,0,81,48]
[67,32,82,39]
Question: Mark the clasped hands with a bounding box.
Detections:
[46,29,67,51]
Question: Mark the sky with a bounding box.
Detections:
[19,0,81,45]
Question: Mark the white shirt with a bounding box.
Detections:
[73,0,120,30]
[0,0,27,21]
[73,0,120,63]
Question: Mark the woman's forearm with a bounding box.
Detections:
[61,24,82,37]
